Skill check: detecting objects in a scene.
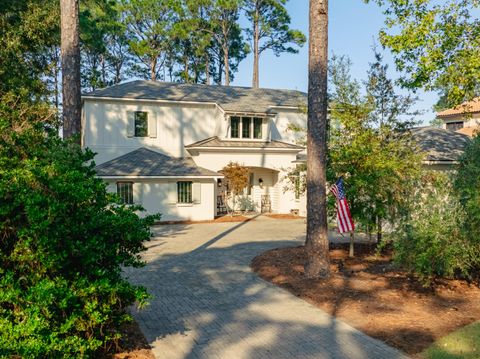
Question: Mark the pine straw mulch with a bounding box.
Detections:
[99,321,154,359]
[251,244,480,356]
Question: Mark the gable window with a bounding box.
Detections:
[446,121,464,131]
[134,111,148,137]
[177,181,193,203]
[230,116,264,139]
[117,182,133,204]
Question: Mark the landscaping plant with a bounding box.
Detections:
[0,97,158,358]
[391,172,478,285]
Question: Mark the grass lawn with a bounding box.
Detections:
[423,321,480,359]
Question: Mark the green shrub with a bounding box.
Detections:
[0,99,158,358]
[391,172,478,285]
[455,135,480,248]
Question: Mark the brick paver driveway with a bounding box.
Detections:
[125,216,408,359]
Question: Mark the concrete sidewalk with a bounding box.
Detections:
[124,217,408,359]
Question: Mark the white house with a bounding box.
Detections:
[82,80,307,221]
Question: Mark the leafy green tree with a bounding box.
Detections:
[365,48,420,241]
[243,0,306,88]
[168,0,214,83]
[0,95,157,357]
[285,54,422,255]
[0,0,59,100]
[368,0,480,108]
[80,0,130,91]
[328,54,422,250]
[204,0,248,86]
[121,0,179,81]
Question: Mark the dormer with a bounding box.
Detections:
[225,113,272,141]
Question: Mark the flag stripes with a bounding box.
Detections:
[330,178,355,234]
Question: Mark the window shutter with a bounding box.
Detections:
[148,114,157,138]
[192,182,201,204]
[127,112,135,137]
[167,182,177,204]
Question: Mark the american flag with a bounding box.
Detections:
[330,178,355,233]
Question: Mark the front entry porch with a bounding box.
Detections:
[217,167,279,214]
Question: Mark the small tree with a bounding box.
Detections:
[220,162,250,213]
[285,54,422,256]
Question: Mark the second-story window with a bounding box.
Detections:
[253,117,263,139]
[230,116,264,139]
[231,116,240,138]
[242,117,251,138]
[134,111,148,137]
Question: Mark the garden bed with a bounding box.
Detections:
[251,244,480,356]
[101,321,154,359]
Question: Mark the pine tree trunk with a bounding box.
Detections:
[150,57,157,81]
[205,54,210,85]
[349,232,355,258]
[60,0,81,143]
[304,0,330,279]
[252,6,260,88]
[223,45,230,86]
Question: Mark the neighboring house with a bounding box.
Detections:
[437,98,480,135]
[82,80,307,221]
[411,126,471,171]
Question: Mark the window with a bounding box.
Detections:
[117,182,133,204]
[134,111,148,137]
[253,117,263,139]
[446,121,464,131]
[231,116,240,138]
[230,116,264,139]
[242,117,251,138]
[177,181,193,203]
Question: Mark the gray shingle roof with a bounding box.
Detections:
[186,136,304,150]
[411,126,471,162]
[95,148,221,177]
[83,80,306,113]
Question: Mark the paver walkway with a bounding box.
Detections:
[125,216,409,359]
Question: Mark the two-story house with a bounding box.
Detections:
[82,80,307,221]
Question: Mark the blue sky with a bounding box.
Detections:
[231,0,438,124]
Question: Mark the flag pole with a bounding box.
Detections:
[349,231,354,258]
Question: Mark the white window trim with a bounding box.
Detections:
[229,115,267,140]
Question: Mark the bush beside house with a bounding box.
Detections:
[0,100,157,357]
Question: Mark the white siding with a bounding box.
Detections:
[84,99,226,164]
[106,179,215,221]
